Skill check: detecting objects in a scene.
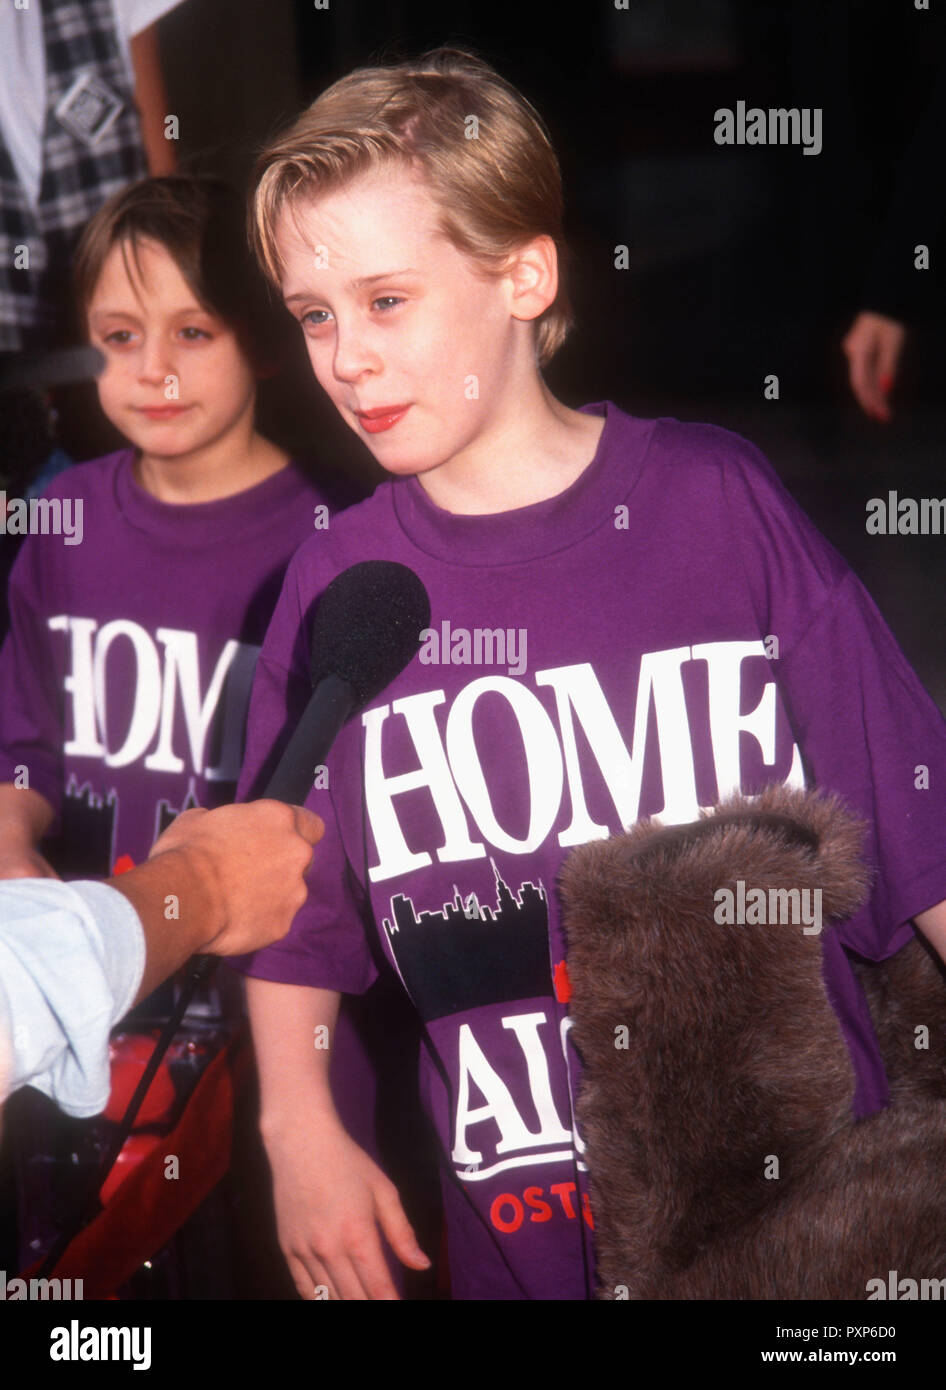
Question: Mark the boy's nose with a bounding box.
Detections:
[137,339,176,383]
[332,326,380,381]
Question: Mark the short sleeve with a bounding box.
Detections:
[111,0,186,43]
[778,569,946,961]
[228,556,378,994]
[0,537,65,832]
[720,431,946,962]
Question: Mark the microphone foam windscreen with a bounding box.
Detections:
[309,560,431,705]
[0,345,105,391]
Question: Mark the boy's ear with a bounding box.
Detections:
[505,234,558,324]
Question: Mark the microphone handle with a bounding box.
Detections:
[189,673,355,988]
[263,672,356,804]
[184,675,356,1095]
[191,672,356,1003]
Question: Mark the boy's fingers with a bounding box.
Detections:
[327,1251,375,1300]
[348,1233,401,1300]
[307,1260,335,1302]
[374,1185,431,1270]
[289,1253,335,1301]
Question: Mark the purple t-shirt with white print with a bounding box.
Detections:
[230,400,946,1301]
[0,448,355,873]
[0,447,400,1274]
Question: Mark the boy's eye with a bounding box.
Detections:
[300,297,404,330]
[100,327,211,345]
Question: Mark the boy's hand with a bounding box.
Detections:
[266,1106,431,1299]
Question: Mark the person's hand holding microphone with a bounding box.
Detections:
[114,800,324,1003]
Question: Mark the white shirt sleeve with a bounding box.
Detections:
[0,2,46,206]
[111,0,187,80]
[112,0,187,43]
[0,879,146,1118]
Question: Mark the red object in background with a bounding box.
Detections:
[112,853,135,875]
[103,1032,177,1127]
[26,1033,250,1298]
[99,1133,161,1205]
[552,959,572,1004]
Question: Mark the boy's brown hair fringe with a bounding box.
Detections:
[74,175,292,371]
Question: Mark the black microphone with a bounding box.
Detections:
[0,344,105,392]
[264,559,431,803]
[37,560,431,1281]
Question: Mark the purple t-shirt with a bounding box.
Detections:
[0,449,346,873]
[0,447,398,1277]
[232,400,946,1300]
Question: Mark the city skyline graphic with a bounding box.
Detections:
[382,858,554,1021]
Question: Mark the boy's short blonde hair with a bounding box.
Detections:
[249,45,575,367]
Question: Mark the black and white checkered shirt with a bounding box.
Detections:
[0,0,147,352]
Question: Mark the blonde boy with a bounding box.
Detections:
[233,47,946,1300]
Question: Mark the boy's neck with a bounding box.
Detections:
[416,380,605,517]
[132,432,289,505]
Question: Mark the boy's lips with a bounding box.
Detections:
[136,405,191,419]
[354,403,411,433]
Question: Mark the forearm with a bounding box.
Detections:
[129,24,176,175]
[107,848,218,1004]
[246,976,342,1139]
[0,784,55,845]
[914,899,946,967]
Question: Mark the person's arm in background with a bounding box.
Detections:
[0,784,57,879]
[0,529,68,879]
[841,311,906,423]
[246,976,431,1302]
[842,56,946,420]
[128,21,177,175]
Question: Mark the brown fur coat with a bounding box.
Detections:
[559,783,946,1299]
